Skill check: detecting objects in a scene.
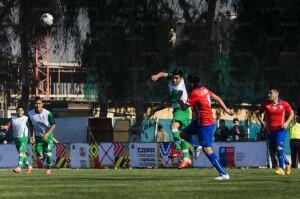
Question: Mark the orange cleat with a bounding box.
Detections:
[178,158,192,169]
[45,169,51,175]
[26,167,33,174]
[169,150,183,158]
[12,167,21,173]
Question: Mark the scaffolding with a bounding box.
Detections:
[33,31,97,102]
[34,31,50,100]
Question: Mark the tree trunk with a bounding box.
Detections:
[99,98,108,117]
[19,0,31,112]
[199,0,217,85]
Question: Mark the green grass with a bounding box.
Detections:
[0,168,299,199]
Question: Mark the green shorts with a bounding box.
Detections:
[172,107,191,130]
[15,136,28,153]
[35,134,54,155]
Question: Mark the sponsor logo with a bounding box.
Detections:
[219,146,235,167]
[79,147,86,157]
[138,148,155,153]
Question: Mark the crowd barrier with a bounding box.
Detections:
[0,142,267,168]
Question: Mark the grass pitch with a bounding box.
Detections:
[0,168,299,199]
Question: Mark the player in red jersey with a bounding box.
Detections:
[180,76,233,180]
[257,88,294,175]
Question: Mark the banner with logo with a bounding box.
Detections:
[70,143,90,168]
[99,143,115,167]
[158,143,180,168]
[192,142,267,167]
[129,143,158,167]
[55,143,71,168]
[113,143,130,168]
[0,142,267,168]
[89,144,101,168]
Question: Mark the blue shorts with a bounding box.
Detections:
[182,120,215,147]
[267,128,287,151]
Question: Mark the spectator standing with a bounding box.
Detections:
[155,124,169,142]
[230,118,245,141]
[289,113,300,168]
[214,119,230,141]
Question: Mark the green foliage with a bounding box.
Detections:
[2,0,300,111]
[230,0,300,105]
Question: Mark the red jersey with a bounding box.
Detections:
[259,100,292,132]
[188,87,215,126]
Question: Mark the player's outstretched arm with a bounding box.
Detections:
[151,72,168,82]
[211,92,233,116]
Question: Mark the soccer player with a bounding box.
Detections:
[151,68,201,168]
[28,96,56,175]
[180,76,233,180]
[0,106,33,173]
[256,88,294,175]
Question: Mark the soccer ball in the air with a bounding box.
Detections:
[40,13,54,27]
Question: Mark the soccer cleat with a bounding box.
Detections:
[177,158,192,169]
[45,169,51,175]
[285,164,291,175]
[275,168,285,175]
[194,146,202,159]
[169,150,183,158]
[26,167,33,174]
[12,167,21,173]
[214,174,230,180]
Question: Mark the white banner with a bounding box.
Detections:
[193,142,268,167]
[0,144,32,168]
[70,143,90,168]
[129,143,158,167]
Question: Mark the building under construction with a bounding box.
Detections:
[0,36,98,118]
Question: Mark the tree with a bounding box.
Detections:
[230,0,300,106]
[82,0,175,132]
[0,0,83,110]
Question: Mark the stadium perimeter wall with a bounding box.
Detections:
[0,142,267,168]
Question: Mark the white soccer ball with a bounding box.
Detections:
[40,13,54,27]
